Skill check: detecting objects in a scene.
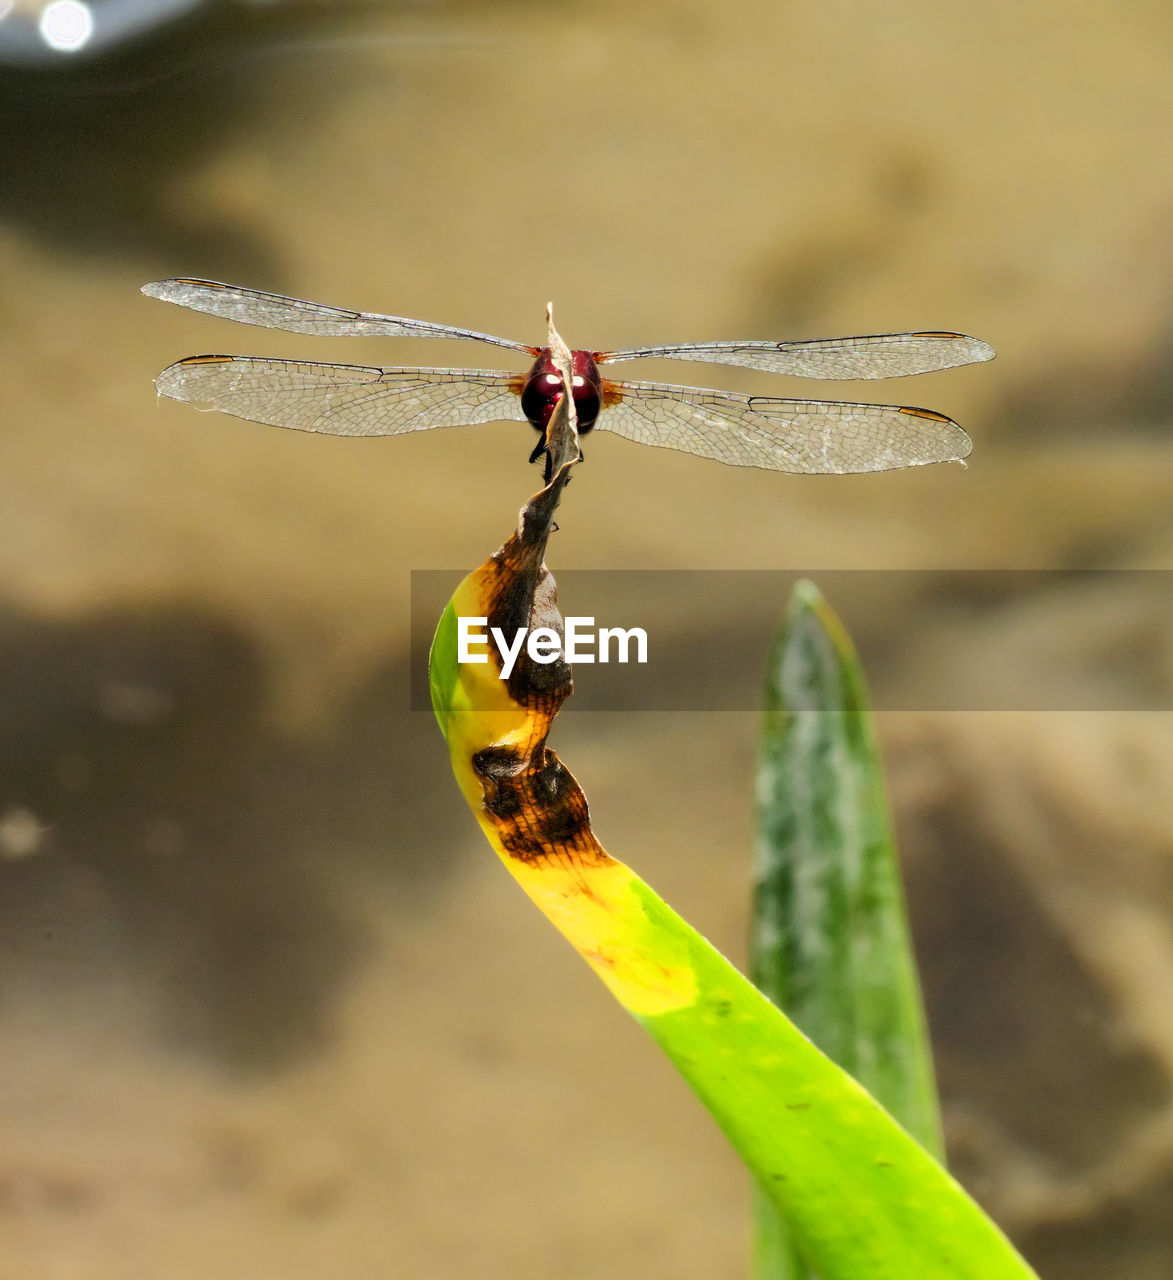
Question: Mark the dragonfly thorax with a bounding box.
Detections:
[519,348,604,436]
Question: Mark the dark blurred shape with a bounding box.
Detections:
[887,713,1173,1277]
[1020,1163,1173,1280]
[907,799,1169,1171]
[0,598,465,1075]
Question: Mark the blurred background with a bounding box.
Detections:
[1,1,1171,1276]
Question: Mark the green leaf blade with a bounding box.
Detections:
[628,880,1036,1280]
[751,582,945,1278]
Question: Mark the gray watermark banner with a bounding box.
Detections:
[410,570,1172,712]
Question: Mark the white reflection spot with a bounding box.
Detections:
[39,0,94,52]
[0,1,14,23]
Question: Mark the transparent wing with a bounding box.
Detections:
[153,356,528,437]
[142,279,535,354]
[597,331,995,379]
[596,379,972,473]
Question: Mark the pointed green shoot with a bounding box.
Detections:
[751,580,944,1279]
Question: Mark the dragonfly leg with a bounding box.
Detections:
[532,440,581,482]
[529,435,557,482]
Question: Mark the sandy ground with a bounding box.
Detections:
[1,1,1172,1276]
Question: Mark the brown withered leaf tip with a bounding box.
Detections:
[466,369,608,869]
[488,381,581,713]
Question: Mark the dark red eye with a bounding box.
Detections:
[519,351,559,430]
[571,351,602,434]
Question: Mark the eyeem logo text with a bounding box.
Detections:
[458,616,648,679]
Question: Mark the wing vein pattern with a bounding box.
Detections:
[154,357,528,437]
[142,279,534,353]
[597,379,972,473]
[598,331,995,379]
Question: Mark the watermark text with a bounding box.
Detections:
[458,616,648,679]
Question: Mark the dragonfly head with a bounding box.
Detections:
[520,347,603,437]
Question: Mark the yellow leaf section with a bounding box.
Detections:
[438,560,697,1018]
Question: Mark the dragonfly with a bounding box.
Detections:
[142,279,994,479]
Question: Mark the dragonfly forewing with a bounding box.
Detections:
[142,279,536,353]
[597,331,995,379]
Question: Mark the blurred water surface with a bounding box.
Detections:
[2,3,1172,1277]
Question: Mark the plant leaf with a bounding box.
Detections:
[429,477,1038,1280]
[750,580,944,1279]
